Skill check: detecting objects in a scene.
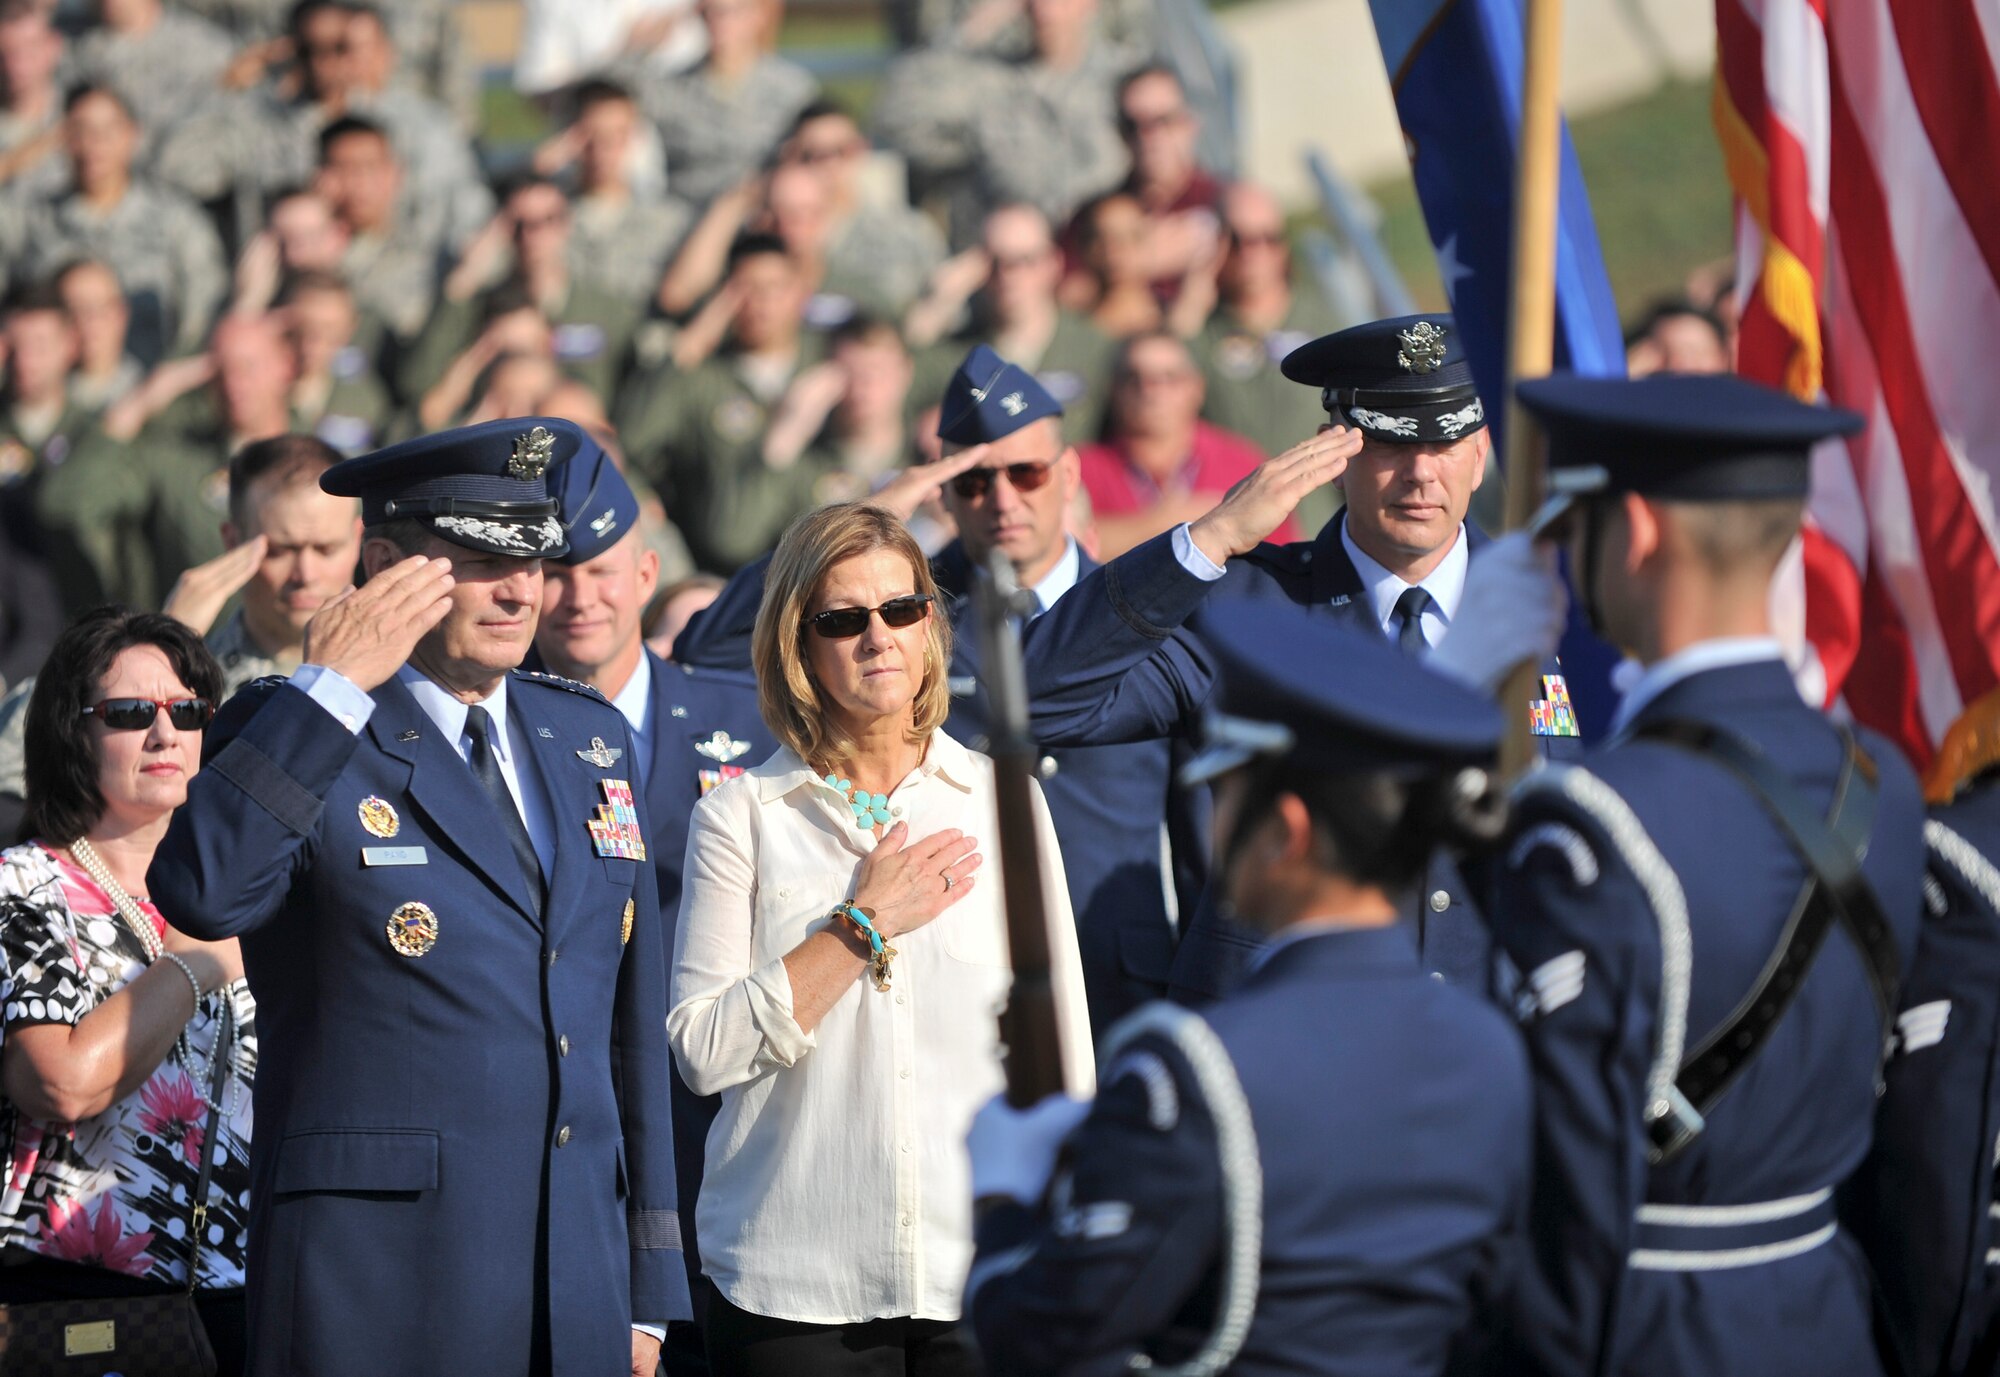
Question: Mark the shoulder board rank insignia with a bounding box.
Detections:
[578,736,624,767]
[519,669,609,701]
[694,729,751,764]
[358,796,400,838]
[508,424,556,480]
[1396,320,1449,375]
[622,898,635,945]
[1529,674,1581,738]
[388,901,438,957]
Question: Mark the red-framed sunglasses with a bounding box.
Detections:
[79,697,216,731]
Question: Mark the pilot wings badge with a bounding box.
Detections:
[694,729,752,764]
[576,736,625,767]
[508,425,557,480]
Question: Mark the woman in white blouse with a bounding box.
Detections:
[670,501,1093,1375]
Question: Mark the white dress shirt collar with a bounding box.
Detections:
[1608,636,1787,737]
[1025,538,1081,615]
[398,664,511,757]
[610,650,653,738]
[1341,519,1469,637]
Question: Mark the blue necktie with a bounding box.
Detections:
[466,705,543,893]
[1393,586,1435,656]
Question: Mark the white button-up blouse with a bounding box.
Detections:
[669,730,1096,1325]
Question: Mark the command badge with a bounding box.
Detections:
[694,729,751,764]
[387,901,438,956]
[621,898,635,945]
[508,424,556,480]
[1396,320,1449,375]
[577,736,624,767]
[358,796,400,838]
[588,779,647,861]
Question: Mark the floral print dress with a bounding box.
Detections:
[0,841,256,1289]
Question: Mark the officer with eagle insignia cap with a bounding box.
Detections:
[1478,372,1925,1377]
[150,417,689,1376]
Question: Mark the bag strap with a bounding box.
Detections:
[1633,719,1901,1162]
[183,997,234,1295]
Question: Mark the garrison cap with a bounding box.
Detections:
[1280,313,1486,444]
[1182,600,1503,786]
[1516,372,1863,528]
[546,433,640,566]
[324,416,576,558]
[936,344,1063,446]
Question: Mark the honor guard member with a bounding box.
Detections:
[148,417,688,1377]
[963,604,1532,1376]
[1847,687,2000,1377]
[1488,374,1926,1377]
[535,435,771,1372]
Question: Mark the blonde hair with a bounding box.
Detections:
[752,503,954,768]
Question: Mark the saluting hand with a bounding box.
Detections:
[868,447,990,522]
[854,821,982,940]
[161,535,268,636]
[303,556,455,693]
[1186,425,1365,565]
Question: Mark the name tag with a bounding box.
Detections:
[362,846,429,867]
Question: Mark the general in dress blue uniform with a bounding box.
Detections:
[1487,375,1927,1377]
[149,418,688,1377]
[964,603,1532,1376]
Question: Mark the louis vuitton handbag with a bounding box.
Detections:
[0,1003,234,1377]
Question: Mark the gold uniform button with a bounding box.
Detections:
[559,1035,571,1057]
[556,1125,572,1148]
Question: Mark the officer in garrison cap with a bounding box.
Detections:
[149,417,688,1377]
[670,343,1346,1029]
[530,433,771,1372]
[964,604,1531,1376]
[1481,374,1925,1377]
[988,313,1569,1002]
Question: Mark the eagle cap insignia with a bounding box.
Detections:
[508,425,557,480]
[999,391,1027,416]
[1396,321,1449,375]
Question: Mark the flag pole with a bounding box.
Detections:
[1498,0,1566,775]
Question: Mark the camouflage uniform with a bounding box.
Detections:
[398,280,643,408]
[69,12,235,158]
[21,179,227,365]
[917,308,1116,445]
[342,215,447,348]
[615,338,833,573]
[1191,283,1348,532]
[816,201,948,324]
[0,394,98,489]
[0,107,69,209]
[294,347,401,455]
[638,55,819,207]
[568,192,694,304]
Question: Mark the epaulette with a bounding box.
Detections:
[514,668,610,702]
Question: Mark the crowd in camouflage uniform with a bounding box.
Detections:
[0,0,1349,703]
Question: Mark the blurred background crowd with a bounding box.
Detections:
[0,0,1734,694]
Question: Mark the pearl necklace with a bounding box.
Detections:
[68,838,243,1116]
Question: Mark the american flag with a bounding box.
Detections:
[1717,0,2000,769]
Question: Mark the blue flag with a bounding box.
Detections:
[1369,0,1627,735]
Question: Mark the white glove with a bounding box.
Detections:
[966,1092,1092,1204]
[1428,532,1570,694]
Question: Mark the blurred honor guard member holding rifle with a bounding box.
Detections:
[964,606,1533,1375]
[148,418,687,1377]
[1486,375,1924,1377]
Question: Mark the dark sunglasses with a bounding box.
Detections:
[79,697,216,731]
[806,594,934,639]
[948,461,1057,500]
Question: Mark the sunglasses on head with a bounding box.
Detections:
[806,594,934,639]
[948,461,1056,500]
[79,697,216,732]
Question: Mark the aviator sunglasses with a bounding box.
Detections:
[948,461,1057,500]
[806,594,935,639]
[79,697,217,731]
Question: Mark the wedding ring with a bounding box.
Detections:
[942,873,956,891]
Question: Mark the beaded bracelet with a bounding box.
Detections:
[831,902,898,992]
[158,951,205,1010]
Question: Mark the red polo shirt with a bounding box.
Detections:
[1077,421,1300,543]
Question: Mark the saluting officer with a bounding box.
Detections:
[1487,374,1925,1377]
[1846,686,2000,1377]
[963,603,1532,1375]
[533,436,771,1372]
[149,418,687,1377]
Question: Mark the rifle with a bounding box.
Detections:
[972,548,1070,1106]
